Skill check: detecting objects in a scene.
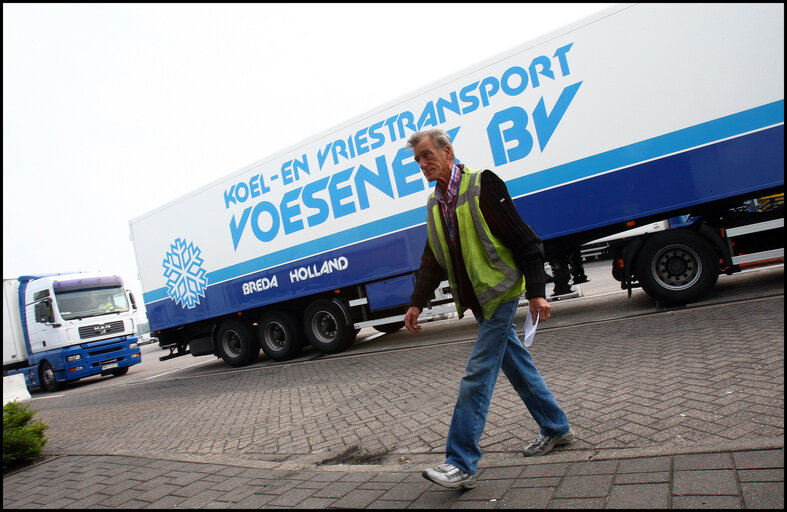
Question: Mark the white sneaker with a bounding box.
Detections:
[522,428,575,456]
[422,463,477,489]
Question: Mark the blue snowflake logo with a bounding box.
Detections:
[162,238,209,309]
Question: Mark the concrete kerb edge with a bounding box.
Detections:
[36,437,783,475]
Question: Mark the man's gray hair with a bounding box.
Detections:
[406,129,454,161]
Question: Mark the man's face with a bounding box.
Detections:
[413,136,453,186]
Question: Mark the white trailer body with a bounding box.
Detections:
[130,4,783,366]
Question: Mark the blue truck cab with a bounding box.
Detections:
[3,273,142,392]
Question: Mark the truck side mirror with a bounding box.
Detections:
[128,291,138,311]
[35,299,54,324]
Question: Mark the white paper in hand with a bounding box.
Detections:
[523,309,539,347]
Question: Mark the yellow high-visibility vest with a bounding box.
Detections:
[426,167,526,320]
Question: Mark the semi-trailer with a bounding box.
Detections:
[130,4,783,367]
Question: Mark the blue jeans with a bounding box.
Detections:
[444,299,570,474]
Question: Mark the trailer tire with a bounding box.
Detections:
[374,321,405,334]
[38,360,61,392]
[635,229,719,307]
[303,299,354,354]
[216,319,258,367]
[258,311,304,361]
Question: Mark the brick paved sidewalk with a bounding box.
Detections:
[2,448,783,508]
[3,289,783,509]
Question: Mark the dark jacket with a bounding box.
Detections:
[409,169,547,318]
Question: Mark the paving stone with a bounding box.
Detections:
[456,478,514,501]
[358,481,397,490]
[617,456,671,473]
[498,486,553,508]
[449,499,498,509]
[118,499,149,508]
[566,460,618,475]
[209,476,251,492]
[144,494,188,508]
[737,468,784,482]
[520,463,569,478]
[331,489,388,508]
[512,475,562,488]
[740,481,784,509]
[371,471,412,483]
[673,469,739,495]
[366,499,411,509]
[233,492,278,508]
[408,489,460,508]
[671,495,743,508]
[60,492,109,508]
[338,471,377,482]
[479,466,524,479]
[554,474,614,498]
[378,481,432,500]
[265,487,318,507]
[606,483,669,508]
[100,488,140,507]
[169,479,216,498]
[312,480,361,498]
[133,483,181,502]
[308,470,347,482]
[292,496,338,508]
[674,452,734,470]
[547,497,606,508]
[618,467,671,484]
[177,489,227,509]
[733,449,785,469]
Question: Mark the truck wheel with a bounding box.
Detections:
[216,319,258,367]
[635,229,719,307]
[303,299,354,354]
[112,367,129,377]
[39,360,61,392]
[258,311,304,361]
[374,321,405,334]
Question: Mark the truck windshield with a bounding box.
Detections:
[55,286,130,320]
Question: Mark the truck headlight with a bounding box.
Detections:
[66,354,82,362]
[129,342,138,349]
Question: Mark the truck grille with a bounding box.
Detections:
[78,320,125,340]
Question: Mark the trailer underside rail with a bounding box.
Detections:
[159,345,191,362]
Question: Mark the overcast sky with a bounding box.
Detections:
[3,3,613,319]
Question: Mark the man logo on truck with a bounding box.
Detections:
[93,323,112,334]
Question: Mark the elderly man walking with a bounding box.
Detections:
[404,129,574,489]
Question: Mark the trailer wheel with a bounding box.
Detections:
[303,299,354,354]
[258,311,304,361]
[38,360,61,392]
[374,321,405,334]
[635,229,719,306]
[216,319,258,367]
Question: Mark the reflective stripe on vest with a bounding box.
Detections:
[426,168,525,320]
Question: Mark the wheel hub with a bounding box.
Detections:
[223,331,242,357]
[265,323,286,349]
[653,245,701,290]
[315,312,337,341]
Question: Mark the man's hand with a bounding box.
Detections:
[529,297,551,323]
[404,306,422,333]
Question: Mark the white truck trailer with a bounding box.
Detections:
[130,4,783,367]
[3,273,142,391]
